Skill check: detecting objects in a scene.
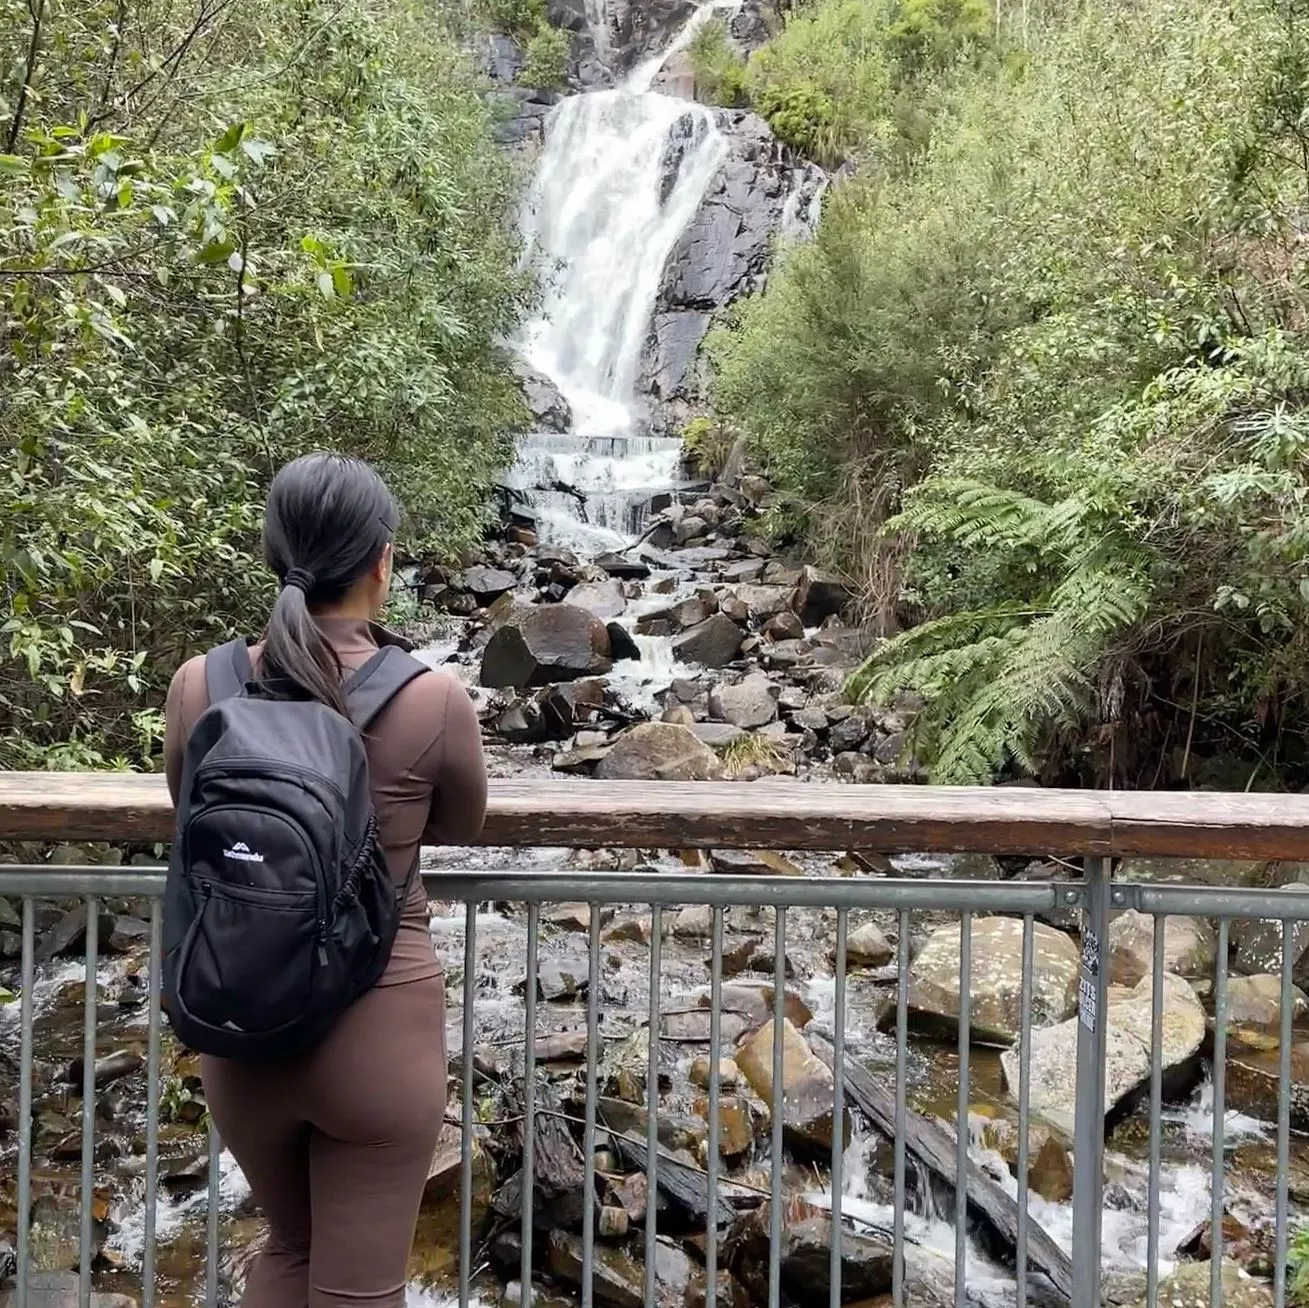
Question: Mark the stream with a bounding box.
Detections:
[3,3,1308,1307]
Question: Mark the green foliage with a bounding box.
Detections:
[885,0,993,78]
[482,0,549,38]
[1291,1225,1309,1306]
[710,0,1309,785]
[682,415,737,478]
[520,22,571,91]
[688,20,749,108]
[1,0,532,770]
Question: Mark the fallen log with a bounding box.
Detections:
[810,1035,1073,1303]
[603,1117,762,1228]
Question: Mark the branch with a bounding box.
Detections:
[6,0,46,154]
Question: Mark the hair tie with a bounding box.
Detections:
[283,567,315,593]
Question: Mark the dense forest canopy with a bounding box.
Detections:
[0,0,532,770]
[5,0,1309,792]
[698,0,1309,789]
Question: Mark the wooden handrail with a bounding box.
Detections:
[1,772,1308,859]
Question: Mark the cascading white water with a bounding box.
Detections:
[507,3,735,551]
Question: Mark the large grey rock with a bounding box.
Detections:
[564,578,627,620]
[709,672,779,728]
[1122,1261,1273,1308]
[779,1217,893,1301]
[901,917,1080,1046]
[642,111,825,410]
[594,723,721,781]
[673,613,744,668]
[791,565,852,626]
[1226,973,1309,1029]
[460,565,518,604]
[1002,971,1206,1133]
[480,606,612,688]
[515,364,572,433]
[1231,882,1309,982]
[1108,909,1216,985]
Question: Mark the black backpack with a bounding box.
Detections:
[161,636,428,1062]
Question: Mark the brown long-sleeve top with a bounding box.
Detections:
[163,616,488,986]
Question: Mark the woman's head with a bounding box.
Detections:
[261,453,399,713]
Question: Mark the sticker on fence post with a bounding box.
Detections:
[1079,928,1100,1033]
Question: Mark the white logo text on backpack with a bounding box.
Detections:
[223,841,265,863]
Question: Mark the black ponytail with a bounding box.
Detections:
[261,453,399,714]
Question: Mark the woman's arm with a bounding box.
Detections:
[420,675,489,845]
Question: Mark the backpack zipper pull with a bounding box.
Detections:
[317,918,328,967]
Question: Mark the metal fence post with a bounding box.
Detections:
[1071,856,1110,1307]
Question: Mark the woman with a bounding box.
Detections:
[163,452,488,1308]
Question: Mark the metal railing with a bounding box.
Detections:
[3,777,1309,1308]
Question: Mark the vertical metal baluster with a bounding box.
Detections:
[954,910,971,1308]
[582,905,601,1308]
[521,902,540,1308]
[768,908,787,1308]
[1276,917,1294,1308]
[644,904,663,1308]
[205,1117,220,1308]
[1147,917,1167,1308]
[829,908,848,1308]
[1070,857,1110,1308]
[143,901,163,1308]
[1015,914,1035,1308]
[459,901,478,1308]
[1210,918,1229,1308]
[16,896,35,1308]
[80,897,99,1308]
[704,906,725,1308]
[893,908,909,1308]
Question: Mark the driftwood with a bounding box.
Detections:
[492,1075,592,1232]
[811,1035,1074,1303]
[603,1118,762,1227]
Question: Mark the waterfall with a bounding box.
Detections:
[507,3,735,551]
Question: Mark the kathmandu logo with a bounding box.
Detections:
[223,841,265,864]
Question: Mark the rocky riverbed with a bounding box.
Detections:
[4,469,1309,1308]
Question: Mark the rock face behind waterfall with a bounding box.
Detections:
[642,111,826,427]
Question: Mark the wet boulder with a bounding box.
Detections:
[1226,973,1309,1030]
[564,578,628,620]
[708,672,779,728]
[546,1232,644,1308]
[708,849,803,877]
[790,566,852,626]
[844,922,894,968]
[1003,971,1206,1133]
[778,1217,893,1302]
[1108,909,1216,986]
[734,1017,850,1152]
[480,605,613,688]
[1231,883,1309,982]
[895,917,1080,1046]
[673,613,744,668]
[595,723,721,781]
[460,565,518,605]
[1123,1260,1273,1308]
[1225,1041,1309,1131]
[515,363,572,433]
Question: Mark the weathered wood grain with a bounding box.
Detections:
[1,771,1308,860]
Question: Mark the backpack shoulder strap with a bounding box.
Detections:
[344,645,429,734]
[204,639,254,706]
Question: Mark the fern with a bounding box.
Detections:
[849,480,1154,783]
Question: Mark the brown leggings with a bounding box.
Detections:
[202,975,447,1308]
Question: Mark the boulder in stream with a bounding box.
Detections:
[1002,970,1206,1133]
[515,364,573,433]
[1123,1260,1273,1308]
[1108,909,1216,985]
[1226,973,1309,1029]
[480,605,613,687]
[708,672,779,728]
[895,916,1080,1046]
[672,613,744,668]
[734,1017,850,1152]
[594,723,721,781]
[778,1217,893,1302]
[564,578,628,620]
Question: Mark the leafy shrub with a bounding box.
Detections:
[520,22,571,91]
[688,20,750,108]
[0,0,532,770]
[682,415,737,478]
[1291,1225,1309,1306]
[710,0,1309,785]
